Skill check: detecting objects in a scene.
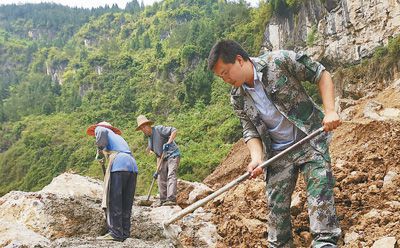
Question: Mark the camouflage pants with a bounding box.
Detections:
[265,143,341,248]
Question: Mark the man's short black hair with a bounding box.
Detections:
[207,40,250,70]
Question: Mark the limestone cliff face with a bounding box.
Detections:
[264,0,400,64]
[46,61,67,85]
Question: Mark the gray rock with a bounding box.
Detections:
[363,100,384,120]
[0,220,50,248]
[0,173,228,248]
[383,171,398,188]
[371,236,397,248]
[380,108,400,119]
[344,231,360,244]
[50,237,172,248]
[364,209,380,219]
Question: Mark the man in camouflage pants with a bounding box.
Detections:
[208,40,342,247]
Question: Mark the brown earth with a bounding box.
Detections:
[202,82,400,247]
[203,140,251,190]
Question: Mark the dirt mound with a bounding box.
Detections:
[330,120,400,247]
[207,179,267,247]
[203,139,251,190]
[203,82,400,247]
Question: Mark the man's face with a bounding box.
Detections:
[139,124,152,136]
[213,55,246,87]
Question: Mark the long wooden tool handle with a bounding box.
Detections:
[163,127,324,227]
[156,152,165,173]
[146,177,156,201]
[145,153,165,201]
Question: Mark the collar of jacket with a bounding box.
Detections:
[251,54,269,72]
[230,55,269,96]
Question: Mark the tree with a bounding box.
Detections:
[183,61,213,106]
[142,33,151,48]
[155,42,165,58]
[0,102,5,122]
[126,0,141,14]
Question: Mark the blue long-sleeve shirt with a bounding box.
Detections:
[95,126,138,173]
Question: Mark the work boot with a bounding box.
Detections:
[163,200,176,206]
[96,232,119,241]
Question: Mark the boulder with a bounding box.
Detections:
[0,191,106,239]
[0,172,222,247]
[41,173,103,199]
[177,179,213,208]
[0,220,50,248]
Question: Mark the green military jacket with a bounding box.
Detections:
[230,50,330,159]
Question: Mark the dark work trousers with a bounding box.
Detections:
[108,171,137,241]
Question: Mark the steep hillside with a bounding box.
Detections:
[0,0,271,196]
[0,3,113,117]
[0,3,112,46]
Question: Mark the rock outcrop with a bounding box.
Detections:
[0,173,221,248]
[264,0,400,64]
[0,174,106,243]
